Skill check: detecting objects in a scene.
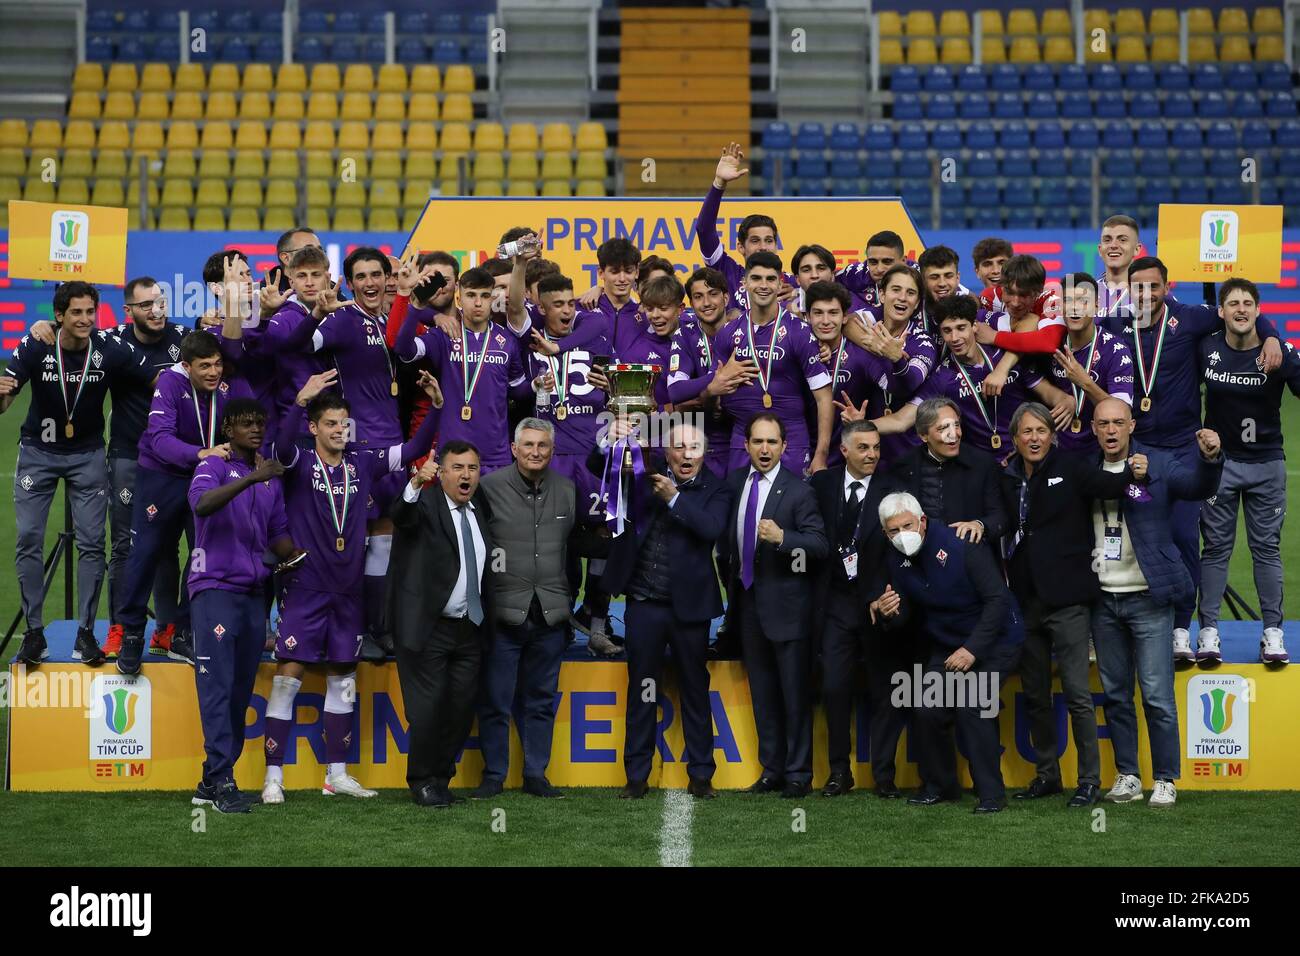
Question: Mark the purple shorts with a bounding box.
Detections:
[276,585,366,664]
[552,451,607,527]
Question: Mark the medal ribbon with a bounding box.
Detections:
[191,386,219,449]
[1131,313,1167,403]
[544,334,568,406]
[952,345,999,435]
[460,326,491,407]
[313,451,352,541]
[55,339,92,428]
[1071,330,1100,419]
[745,312,781,395]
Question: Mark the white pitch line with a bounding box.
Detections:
[658,789,694,867]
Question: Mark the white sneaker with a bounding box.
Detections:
[323,772,377,798]
[1261,628,1290,663]
[1195,627,1221,662]
[1172,628,1195,662]
[1105,773,1144,803]
[1149,779,1177,808]
[261,780,285,805]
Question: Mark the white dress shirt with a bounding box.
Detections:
[403,481,487,617]
[843,469,871,504]
[736,462,781,558]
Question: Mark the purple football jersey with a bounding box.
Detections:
[187,456,288,597]
[137,366,252,477]
[264,296,331,442]
[1048,329,1135,452]
[526,327,611,456]
[313,302,402,447]
[820,338,880,467]
[911,346,1043,455]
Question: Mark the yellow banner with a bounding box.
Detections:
[7,660,1295,792]
[5,199,129,285]
[1156,203,1283,284]
[402,198,926,290]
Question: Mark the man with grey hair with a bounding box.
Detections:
[474,417,576,799]
[999,401,1142,807]
[872,490,1024,813]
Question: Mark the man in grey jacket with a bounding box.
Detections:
[474,417,576,799]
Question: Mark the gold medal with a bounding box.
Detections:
[390,381,399,397]
[990,434,1002,449]
[555,405,568,421]
[1070,418,1082,433]
[1140,397,1152,412]
[762,392,772,408]
[336,536,345,552]
[64,422,74,439]
[461,404,472,421]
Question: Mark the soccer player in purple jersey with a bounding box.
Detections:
[788,245,869,318]
[804,282,880,467]
[259,369,442,804]
[716,253,834,475]
[684,268,744,478]
[1096,215,1141,318]
[395,266,531,471]
[203,252,277,440]
[836,230,908,308]
[1048,273,1135,453]
[916,245,973,333]
[971,237,1013,290]
[869,296,1072,456]
[187,399,298,813]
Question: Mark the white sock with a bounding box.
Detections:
[327,762,346,777]
[265,765,283,786]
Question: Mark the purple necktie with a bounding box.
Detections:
[741,471,762,589]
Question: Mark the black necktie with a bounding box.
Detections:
[841,480,864,544]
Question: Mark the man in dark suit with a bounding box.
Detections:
[387,440,493,808]
[879,397,1007,548]
[809,420,902,798]
[1000,402,1139,808]
[725,413,829,798]
[590,419,731,800]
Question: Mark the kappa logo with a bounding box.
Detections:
[1207,495,1217,506]
[145,503,158,520]
[935,549,948,566]
[1118,354,1132,366]
[42,353,56,366]
[118,487,132,505]
[19,475,33,491]
[168,344,180,361]
[228,470,240,479]
[901,559,912,567]
[647,351,661,360]
[1209,351,1221,366]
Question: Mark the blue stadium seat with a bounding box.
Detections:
[335,11,361,32]
[1091,64,1122,91]
[898,122,927,151]
[1176,184,1210,204]
[795,122,826,150]
[966,184,997,209]
[923,66,954,92]
[1106,184,1140,208]
[435,13,464,33]
[122,10,150,30]
[1024,64,1055,92]
[829,178,859,196]
[1067,122,1099,149]
[1205,122,1237,149]
[399,12,428,33]
[469,13,491,33]
[1266,92,1297,117]
[1006,210,1038,229]
[152,36,180,61]
[1136,123,1167,149]
[87,10,113,31]
[1259,62,1292,92]
[1157,64,1191,91]
[191,10,219,32]
[966,122,996,150]
[1058,64,1087,91]
[364,37,387,62]
[830,122,860,151]
[959,94,991,119]
[941,208,971,229]
[397,38,426,62]
[331,37,359,61]
[864,122,893,151]
[300,11,328,32]
[1224,63,1257,92]
[222,37,250,62]
[900,159,931,181]
[1164,92,1195,119]
[1035,150,1065,177]
[932,122,962,151]
[1027,92,1057,119]
[1034,122,1065,149]
[1061,92,1091,119]
[1210,183,1250,205]
[434,39,462,63]
[1283,184,1300,206]
[792,179,823,196]
[1005,184,1035,207]
[1193,64,1224,92]
[1241,121,1273,149]
[795,156,828,178]
[967,151,998,178]
[1258,184,1280,205]
[1199,92,1229,119]
[1001,121,1031,149]
[1001,151,1033,178]
[364,12,387,33]
[1180,154,1207,176]
[1103,150,1137,178]
[1096,93,1128,119]
[1067,184,1093,206]
[830,156,862,179]
[871,156,898,177]
[927,94,957,120]
[1171,122,1203,149]
[227,11,253,33]
[1235,93,1264,119]
[254,38,282,62]
[157,10,180,30]
[258,12,283,32]
[941,183,969,208]
[1208,155,1242,178]
[1130,92,1160,120]
[297,37,326,62]
[994,92,1021,119]
[1142,150,1173,177]
[969,209,1003,230]
[764,122,793,151]
[957,65,987,92]
[1102,121,1134,148]
[990,64,1020,92]
[891,66,921,93]
[865,177,897,195]
[1125,64,1156,91]
[901,185,932,209]
[116,38,145,61]
[894,93,923,120]
[87,35,112,61]
[1067,154,1095,177]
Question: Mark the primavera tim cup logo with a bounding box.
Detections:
[1187,674,1249,780]
[89,674,152,780]
[49,210,90,265]
[1199,210,1239,265]
[102,687,140,735]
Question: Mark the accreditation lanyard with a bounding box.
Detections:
[1099,496,1124,561]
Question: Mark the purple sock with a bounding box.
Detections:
[264,716,291,766]
[324,710,353,765]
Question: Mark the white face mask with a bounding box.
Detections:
[891,530,924,557]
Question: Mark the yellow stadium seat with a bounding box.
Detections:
[200,121,232,149]
[263,207,296,231]
[130,121,164,153]
[22,179,55,202]
[473,153,504,181]
[1186,8,1215,33]
[334,209,365,231]
[541,153,572,180]
[375,64,406,94]
[72,63,104,92]
[305,180,332,207]
[102,91,135,119]
[96,121,129,150]
[194,207,227,230]
[441,123,472,153]
[170,91,203,120]
[303,121,335,150]
[126,208,146,229]
[306,208,330,229]
[265,180,298,207]
[473,180,503,197]
[1114,9,1145,34]
[574,122,606,151]
[126,180,159,208]
[942,38,973,65]
[273,92,304,120]
[269,121,301,150]
[979,10,1006,35]
[1219,36,1253,62]
[68,92,100,119]
[904,11,936,36]
[28,119,61,149]
[0,175,21,200]
[342,64,373,93]
[197,152,230,179]
[106,63,138,92]
[158,208,191,230]
[982,38,1008,64]
[407,92,439,121]
[374,92,406,121]
[441,94,473,123]
[276,63,307,93]
[369,178,401,208]
[506,153,538,180]
[368,208,400,231]
[371,151,402,179]
[541,180,571,197]
[906,38,938,65]
[91,179,125,206]
[163,152,196,179]
[208,63,240,92]
[576,179,604,197]
[1041,9,1071,36]
[94,151,128,180]
[135,91,169,120]
[1115,36,1148,63]
[56,178,90,204]
[575,151,606,180]
[402,207,426,230]
[404,154,436,180]
[1085,37,1112,63]
[371,122,403,151]
[24,153,45,177]
[305,151,333,178]
[160,179,193,208]
[541,123,572,152]
[1008,37,1040,63]
[228,208,262,230]
[334,179,365,209]
[340,91,371,121]
[1149,9,1179,34]
[507,179,537,197]
[878,39,904,66]
[402,181,432,207]
[474,122,506,152]
[1043,36,1073,64]
[195,179,228,206]
[410,64,441,93]
[1254,7,1283,33]
[342,154,368,179]
[310,64,341,93]
[443,64,475,93]
[1084,10,1110,34]
[0,149,22,176]
[1257,35,1285,60]
[62,150,94,177]
[507,123,538,152]
[234,123,267,150]
[1007,9,1037,34]
[266,151,299,179]
[139,63,172,92]
[61,120,95,150]
[439,153,468,180]
[242,62,272,92]
[938,10,969,37]
[1150,36,1180,62]
[240,91,272,121]
[174,63,205,92]
[1187,36,1217,62]
[337,121,370,152]
[166,121,198,150]
[406,124,438,151]
[877,11,902,37]
[230,180,263,208]
[0,119,26,147]
[205,91,237,121]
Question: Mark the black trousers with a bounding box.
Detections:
[394,615,483,791]
[623,596,715,783]
[738,588,812,785]
[1018,597,1099,786]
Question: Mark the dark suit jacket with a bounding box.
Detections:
[586,447,732,623]
[723,464,829,643]
[1000,446,1135,608]
[809,465,891,616]
[878,442,1008,540]
[385,481,496,652]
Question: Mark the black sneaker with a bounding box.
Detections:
[358,635,386,663]
[167,629,195,665]
[471,778,504,800]
[72,628,105,666]
[16,628,48,665]
[116,632,146,676]
[212,780,254,814]
[192,780,218,806]
[522,776,565,799]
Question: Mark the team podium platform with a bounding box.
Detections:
[6,616,1299,793]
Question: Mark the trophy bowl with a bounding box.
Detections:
[605,363,662,418]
